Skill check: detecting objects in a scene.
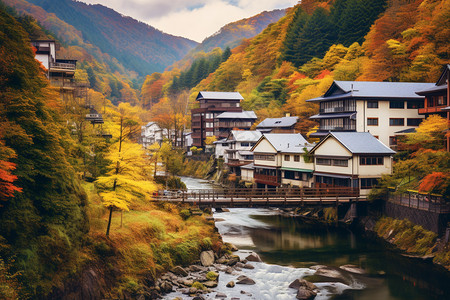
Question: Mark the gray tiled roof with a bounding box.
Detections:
[230,130,262,142]
[322,132,395,155]
[264,133,309,152]
[196,91,243,101]
[256,116,299,128]
[216,111,257,119]
[307,81,435,102]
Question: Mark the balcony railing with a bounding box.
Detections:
[50,62,76,70]
[418,106,447,114]
[254,173,280,185]
[319,125,356,131]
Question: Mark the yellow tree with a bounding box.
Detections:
[96,103,156,236]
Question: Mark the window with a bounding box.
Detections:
[437,96,445,106]
[284,155,290,161]
[390,118,404,126]
[390,101,404,109]
[367,101,378,108]
[361,178,378,189]
[240,142,250,147]
[294,155,300,162]
[333,159,348,167]
[407,118,423,126]
[317,158,348,167]
[389,136,397,146]
[360,156,383,165]
[316,158,331,165]
[284,170,295,179]
[254,154,275,161]
[407,100,424,109]
[206,132,213,136]
[367,118,378,126]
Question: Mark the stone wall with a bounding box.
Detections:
[384,201,449,235]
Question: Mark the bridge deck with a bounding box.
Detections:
[153,187,366,208]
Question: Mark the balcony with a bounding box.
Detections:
[49,62,76,71]
[227,159,253,167]
[254,173,280,186]
[418,106,447,115]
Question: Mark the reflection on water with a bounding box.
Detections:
[215,209,450,300]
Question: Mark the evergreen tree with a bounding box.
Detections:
[294,7,336,67]
[222,46,232,61]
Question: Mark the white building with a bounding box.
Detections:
[309,132,395,196]
[251,133,311,189]
[225,130,262,176]
[307,81,435,149]
[141,122,166,148]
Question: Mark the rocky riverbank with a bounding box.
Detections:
[157,241,375,300]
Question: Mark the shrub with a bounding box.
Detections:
[179,209,191,220]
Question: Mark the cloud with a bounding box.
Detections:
[80,0,298,42]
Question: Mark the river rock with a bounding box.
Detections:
[216,292,227,298]
[192,296,206,300]
[189,265,207,272]
[226,281,235,288]
[203,281,218,288]
[170,266,188,277]
[181,279,194,286]
[289,279,317,290]
[200,250,215,267]
[227,243,239,251]
[245,252,262,262]
[227,255,240,266]
[159,281,173,293]
[243,263,255,269]
[339,264,366,274]
[216,256,229,264]
[236,275,255,285]
[296,287,317,300]
[225,267,234,274]
[235,262,245,268]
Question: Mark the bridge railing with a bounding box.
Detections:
[154,187,360,203]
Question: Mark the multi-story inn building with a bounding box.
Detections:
[307,81,435,149]
[191,91,243,148]
[214,111,257,140]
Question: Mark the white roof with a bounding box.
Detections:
[256,116,299,128]
[216,111,257,119]
[263,133,310,152]
[229,130,262,142]
[311,132,395,155]
[196,91,243,101]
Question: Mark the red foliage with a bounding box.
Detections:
[0,160,22,202]
[418,172,447,194]
[315,69,331,80]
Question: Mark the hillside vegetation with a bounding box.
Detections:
[146,0,450,133]
[0,4,220,298]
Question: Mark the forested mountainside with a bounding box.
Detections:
[4,0,197,76]
[144,0,449,134]
[194,9,286,53]
[0,3,220,298]
[0,2,88,295]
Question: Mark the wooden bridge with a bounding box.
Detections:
[153,187,366,208]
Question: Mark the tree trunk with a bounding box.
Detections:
[106,206,113,237]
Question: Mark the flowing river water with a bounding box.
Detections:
[171,177,450,300]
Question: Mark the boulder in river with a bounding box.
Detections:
[216,292,227,298]
[227,255,240,266]
[236,275,256,285]
[339,264,366,274]
[226,281,235,288]
[289,279,317,291]
[296,287,317,300]
[203,281,218,288]
[243,263,255,269]
[200,250,215,267]
[245,252,262,262]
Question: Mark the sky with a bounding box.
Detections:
[80,0,298,42]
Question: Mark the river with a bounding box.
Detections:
[175,177,450,300]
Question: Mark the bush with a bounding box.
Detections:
[179,209,191,220]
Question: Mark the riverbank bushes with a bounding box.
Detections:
[78,182,221,298]
[374,217,449,270]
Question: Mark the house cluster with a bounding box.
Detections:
[180,65,449,195]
